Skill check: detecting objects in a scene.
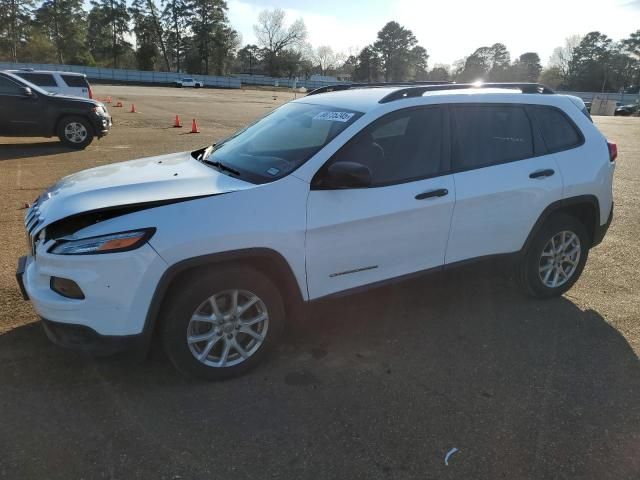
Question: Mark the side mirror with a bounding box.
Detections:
[324,161,372,189]
[20,87,33,97]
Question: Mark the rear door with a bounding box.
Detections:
[306,106,456,299]
[445,104,563,264]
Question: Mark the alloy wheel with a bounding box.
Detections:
[538,230,581,288]
[186,289,269,368]
[64,122,88,144]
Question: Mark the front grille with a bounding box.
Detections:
[24,197,44,255]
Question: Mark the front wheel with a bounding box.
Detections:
[57,116,94,149]
[161,266,285,380]
[518,213,590,298]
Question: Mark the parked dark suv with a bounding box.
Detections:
[0,71,111,149]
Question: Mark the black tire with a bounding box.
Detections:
[161,266,285,380]
[518,213,590,298]
[57,115,94,149]
[195,84,201,89]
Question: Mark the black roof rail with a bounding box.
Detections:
[379,82,555,103]
[306,81,453,97]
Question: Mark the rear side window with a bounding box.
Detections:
[17,72,57,87]
[61,75,89,88]
[452,105,534,170]
[529,106,583,152]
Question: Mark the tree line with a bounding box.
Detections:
[346,27,639,92]
[544,31,640,92]
[0,0,239,75]
[0,0,638,92]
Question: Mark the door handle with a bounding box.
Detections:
[529,169,555,179]
[415,188,448,200]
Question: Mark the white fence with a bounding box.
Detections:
[557,90,640,104]
[0,62,343,90]
[232,74,343,90]
[6,63,638,101]
[0,62,241,89]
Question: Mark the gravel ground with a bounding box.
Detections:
[0,85,638,479]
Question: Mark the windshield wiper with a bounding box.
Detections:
[202,159,241,176]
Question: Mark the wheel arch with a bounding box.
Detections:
[139,248,305,353]
[522,195,600,254]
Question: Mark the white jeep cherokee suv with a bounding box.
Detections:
[17,83,615,380]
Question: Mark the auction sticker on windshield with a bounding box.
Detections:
[314,111,355,122]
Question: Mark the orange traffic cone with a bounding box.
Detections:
[173,115,182,128]
[115,101,123,107]
[190,118,200,133]
[130,104,137,113]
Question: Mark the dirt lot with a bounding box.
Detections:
[0,85,638,479]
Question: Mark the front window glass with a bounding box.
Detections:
[3,72,50,96]
[325,107,444,186]
[204,102,363,183]
[0,76,22,95]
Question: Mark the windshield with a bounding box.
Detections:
[204,102,363,183]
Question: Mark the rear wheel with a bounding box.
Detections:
[519,213,590,298]
[57,116,94,149]
[161,266,284,380]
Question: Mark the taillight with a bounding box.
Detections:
[88,85,93,99]
[607,141,617,162]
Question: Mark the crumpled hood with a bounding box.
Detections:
[28,151,254,231]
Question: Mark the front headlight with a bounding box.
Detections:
[92,105,107,116]
[49,228,155,255]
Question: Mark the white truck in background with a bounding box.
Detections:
[174,77,204,88]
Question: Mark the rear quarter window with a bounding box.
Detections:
[529,106,583,153]
[17,72,57,87]
[61,75,89,88]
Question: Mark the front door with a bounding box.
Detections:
[0,75,45,136]
[306,106,456,299]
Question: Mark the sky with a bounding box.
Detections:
[226,0,640,66]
